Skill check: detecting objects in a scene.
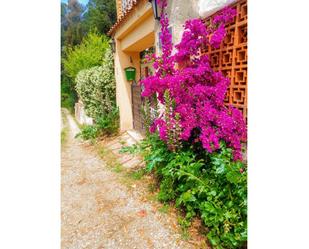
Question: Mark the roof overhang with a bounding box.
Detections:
[108,0,149,36]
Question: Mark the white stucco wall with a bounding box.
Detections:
[153,0,236,55]
[198,0,237,18]
[154,0,199,53]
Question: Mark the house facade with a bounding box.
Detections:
[108,0,247,133]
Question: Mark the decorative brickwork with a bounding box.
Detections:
[202,0,247,122]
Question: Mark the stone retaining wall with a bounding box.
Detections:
[74,101,93,125]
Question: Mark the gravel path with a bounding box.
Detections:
[61,109,195,249]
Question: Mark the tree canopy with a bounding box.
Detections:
[61,0,116,47]
[62,0,85,46]
[82,0,117,35]
[61,0,117,112]
[62,31,109,81]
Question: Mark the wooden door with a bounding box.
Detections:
[131,82,144,133]
[131,48,155,133]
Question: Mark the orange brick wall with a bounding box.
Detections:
[202,0,247,122]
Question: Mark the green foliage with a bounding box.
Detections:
[76,125,99,140]
[120,133,172,174]
[158,204,170,214]
[61,127,68,146]
[61,0,117,48]
[127,168,147,180]
[61,79,77,113]
[119,143,143,155]
[160,144,247,248]
[122,134,247,248]
[141,98,152,137]
[74,45,118,141]
[112,163,123,173]
[164,90,182,152]
[61,1,116,113]
[97,147,122,172]
[143,134,173,172]
[82,0,117,35]
[61,2,68,46]
[75,47,116,119]
[123,133,173,172]
[76,108,119,141]
[61,0,85,46]
[63,31,109,81]
[95,108,119,136]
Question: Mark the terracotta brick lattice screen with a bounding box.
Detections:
[201,0,247,122]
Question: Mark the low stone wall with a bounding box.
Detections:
[74,101,93,125]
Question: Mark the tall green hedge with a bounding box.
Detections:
[75,48,116,119]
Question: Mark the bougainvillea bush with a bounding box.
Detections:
[141,2,246,161]
[134,0,247,248]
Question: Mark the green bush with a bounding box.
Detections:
[62,31,109,81]
[76,108,119,140]
[61,31,108,113]
[122,134,247,249]
[159,143,247,249]
[95,108,119,136]
[75,48,116,120]
[76,125,99,140]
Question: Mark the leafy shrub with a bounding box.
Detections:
[62,31,109,81]
[75,48,116,119]
[76,107,119,140]
[159,143,247,248]
[125,134,247,248]
[76,125,99,140]
[95,108,119,135]
[61,31,108,113]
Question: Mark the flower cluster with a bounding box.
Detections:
[175,18,209,62]
[141,53,156,64]
[141,2,246,160]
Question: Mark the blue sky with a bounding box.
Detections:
[61,0,89,5]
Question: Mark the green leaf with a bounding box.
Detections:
[207,231,221,246]
[216,164,226,174]
[226,171,240,184]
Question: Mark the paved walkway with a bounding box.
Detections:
[61,109,195,249]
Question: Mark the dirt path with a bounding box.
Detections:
[61,109,195,249]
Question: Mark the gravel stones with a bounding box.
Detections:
[61,111,195,249]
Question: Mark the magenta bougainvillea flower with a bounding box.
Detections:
[141,1,246,161]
